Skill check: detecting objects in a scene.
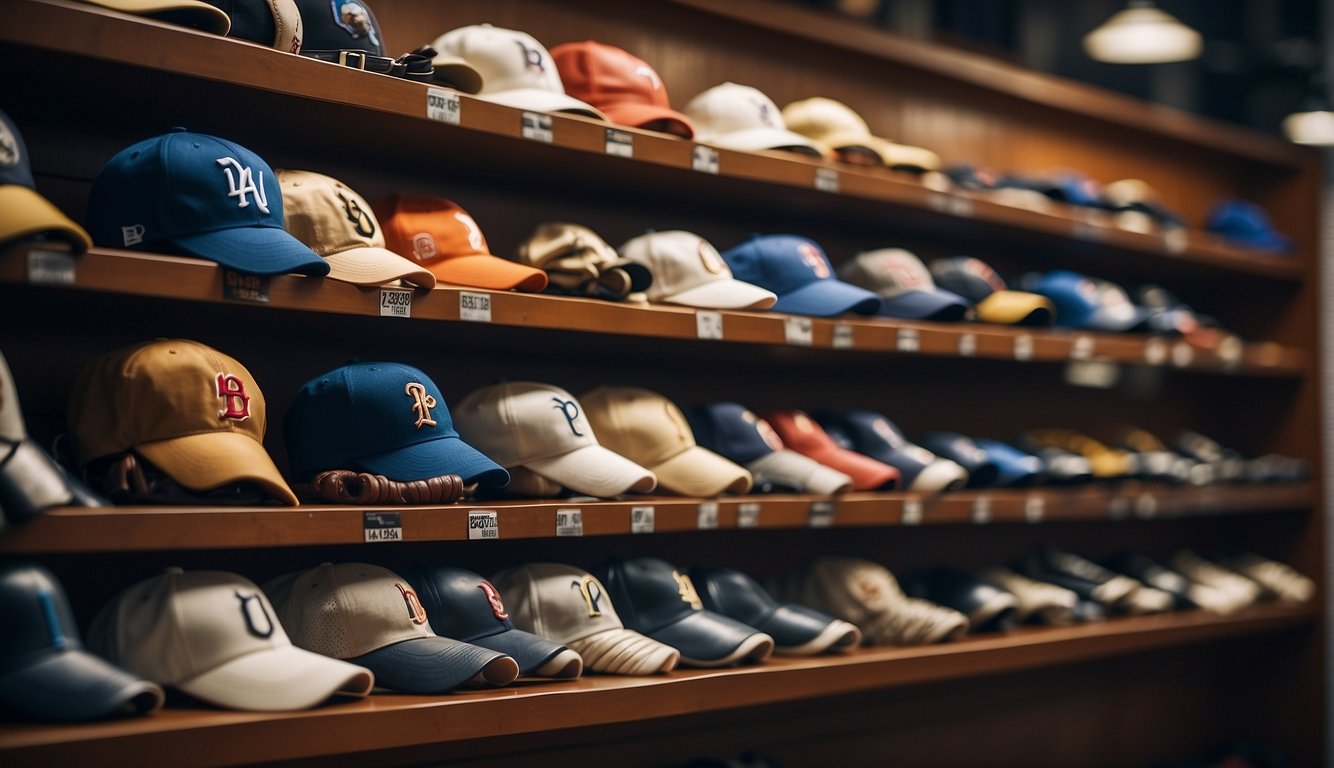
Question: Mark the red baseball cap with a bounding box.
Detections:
[551,41,694,138]
[373,195,547,292]
[764,410,900,491]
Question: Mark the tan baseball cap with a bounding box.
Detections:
[618,231,777,310]
[85,568,373,711]
[277,170,435,288]
[785,557,968,645]
[518,222,651,299]
[782,97,940,171]
[580,386,752,497]
[67,338,298,505]
[490,563,680,675]
[453,381,657,498]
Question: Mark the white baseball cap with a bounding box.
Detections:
[85,569,374,711]
[453,381,657,498]
[431,24,607,119]
[618,230,777,310]
[781,97,940,171]
[683,82,823,156]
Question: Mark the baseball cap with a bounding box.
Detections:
[87,568,373,710]
[518,222,651,299]
[780,97,939,171]
[403,565,581,679]
[1206,199,1295,253]
[919,432,999,488]
[592,557,774,668]
[686,402,853,495]
[0,110,92,253]
[87,128,329,276]
[619,230,776,310]
[278,170,435,288]
[284,362,509,487]
[971,439,1043,488]
[75,0,231,33]
[265,562,519,693]
[581,386,752,497]
[722,235,880,317]
[453,381,657,498]
[202,0,302,51]
[838,249,970,322]
[683,83,824,156]
[294,0,381,54]
[691,566,860,656]
[1021,270,1150,332]
[490,563,680,675]
[68,338,299,505]
[0,563,163,722]
[431,25,607,119]
[374,194,548,292]
[763,409,899,491]
[929,257,1053,326]
[814,410,967,493]
[552,41,694,138]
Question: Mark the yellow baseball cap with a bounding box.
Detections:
[0,110,91,252]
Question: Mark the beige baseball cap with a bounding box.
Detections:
[580,386,752,497]
[85,569,373,711]
[618,231,777,310]
[75,0,231,34]
[683,83,824,156]
[278,170,435,288]
[0,350,25,443]
[785,557,968,645]
[68,339,298,505]
[490,563,680,675]
[781,97,940,171]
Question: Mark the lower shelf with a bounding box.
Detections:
[0,602,1315,767]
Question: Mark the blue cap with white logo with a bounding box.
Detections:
[721,234,880,317]
[1021,270,1149,333]
[284,362,508,487]
[87,129,329,276]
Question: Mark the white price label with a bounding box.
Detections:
[948,195,974,217]
[1024,495,1044,523]
[808,501,834,528]
[897,328,920,352]
[738,502,761,528]
[958,333,977,357]
[631,506,655,534]
[1134,494,1158,519]
[363,511,403,542]
[426,87,461,125]
[1144,337,1168,365]
[814,168,839,193]
[697,501,719,530]
[832,323,854,349]
[971,496,992,524]
[926,192,949,213]
[27,249,76,285]
[696,310,723,340]
[902,499,923,525]
[467,510,498,540]
[1071,335,1094,360]
[379,287,412,318]
[784,317,813,346]
[521,111,554,143]
[1171,341,1194,368]
[605,128,633,157]
[692,145,719,174]
[1163,228,1188,254]
[1014,334,1035,361]
[555,508,584,537]
[1108,496,1130,520]
[459,291,492,322]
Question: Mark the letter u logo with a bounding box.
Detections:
[235,591,275,638]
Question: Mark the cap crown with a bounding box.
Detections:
[267,563,435,659]
[684,82,785,141]
[294,0,383,54]
[278,169,388,258]
[492,564,629,644]
[374,195,490,265]
[620,231,733,303]
[766,410,838,454]
[553,41,670,109]
[0,350,26,442]
[0,564,83,661]
[686,402,783,464]
[930,257,1007,302]
[434,24,565,95]
[0,110,34,189]
[722,235,834,296]
[596,558,702,634]
[781,97,872,142]
[842,248,937,298]
[404,566,516,642]
[581,386,696,467]
[810,557,904,625]
[453,381,600,467]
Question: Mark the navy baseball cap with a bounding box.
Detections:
[403,565,582,679]
[919,432,999,488]
[1021,270,1149,333]
[721,235,880,317]
[690,566,860,655]
[0,563,164,722]
[295,0,384,54]
[285,362,509,486]
[87,128,328,276]
[592,557,774,668]
[0,109,92,252]
[972,439,1043,488]
[929,257,1053,327]
[685,402,780,465]
[1207,199,1294,253]
[815,410,967,493]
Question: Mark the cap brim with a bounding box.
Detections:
[429,55,484,94]
[179,644,373,711]
[136,431,298,506]
[566,628,679,675]
[477,90,608,120]
[799,446,899,491]
[425,253,548,292]
[877,289,971,321]
[649,610,771,666]
[0,186,93,252]
[975,291,1053,326]
[909,458,969,492]
[875,139,941,172]
[526,443,657,498]
[352,636,515,693]
[703,127,824,156]
[1083,305,1152,333]
[0,648,164,722]
[464,627,578,679]
[660,277,777,310]
[650,444,753,497]
[599,102,696,138]
[353,433,510,488]
[751,604,859,654]
[78,0,230,34]
[173,226,329,277]
[747,450,852,495]
[323,246,436,288]
[772,279,881,317]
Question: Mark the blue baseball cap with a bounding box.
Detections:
[919,432,999,488]
[972,439,1043,488]
[1206,199,1294,253]
[87,128,329,276]
[1021,270,1150,333]
[685,402,780,465]
[284,362,509,486]
[721,235,880,317]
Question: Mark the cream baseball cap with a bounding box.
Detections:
[490,563,680,675]
[580,386,752,497]
[85,569,373,711]
[278,170,435,288]
[783,557,968,645]
[453,381,657,498]
[618,230,777,310]
[0,349,25,443]
[75,0,231,33]
[683,83,824,156]
[781,97,940,171]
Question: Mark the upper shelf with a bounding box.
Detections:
[0,1,1307,286]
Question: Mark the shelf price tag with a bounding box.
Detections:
[896,328,920,352]
[555,508,584,537]
[605,128,633,158]
[521,111,554,143]
[1014,334,1035,361]
[1071,335,1094,361]
[958,333,977,357]
[971,496,992,524]
[947,195,974,217]
[697,501,719,530]
[738,502,761,528]
[1134,493,1158,519]
[1217,336,1243,370]
[426,87,461,125]
[1024,495,1044,523]
[459,291,492,322]
[808,501,834,528]
[1163,228,1188,254]
[831,323,854,349]
[1108,496,1130,520]
[902,498,923,525]
[379,287,412,318]
[467,510,498,540]
[784,317,813,346]
[1171,341,1194,368]
[222,270,269,303]
[692,145,719,174]
[363,511,403,542]
[1144,337,1168,365]
[630,506,655,534]
[696,310,724,340]
[27,249,76,285]
[814,168,839,193]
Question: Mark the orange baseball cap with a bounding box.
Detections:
[764,410,900,491]
[551,41,694,139]
[373,194,548,292]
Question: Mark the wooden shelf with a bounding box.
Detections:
[0,602,1315,768]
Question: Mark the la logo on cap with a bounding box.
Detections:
[217,157,269,213]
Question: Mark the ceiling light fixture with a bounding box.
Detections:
[1083,1,1203,64]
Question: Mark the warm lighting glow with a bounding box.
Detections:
[1283,109,1334,146]
[1083,1,1203,64]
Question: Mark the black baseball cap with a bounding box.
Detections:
[295,0,384,54]
[690,566,860,655]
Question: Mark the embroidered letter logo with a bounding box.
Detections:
[551,397,583,436]
[235,591,275,638]
[216,373,251,421]
[797,242,831,278]
[478,581,509,621]
[454,211,484,251]
[633,64,661,91]
[411,232,437,261]
[394,583,428,624]
[515,40,545,72]
[672,571,703,610]
[217,157,270,214]
[338,191,375,237]
[405,382,438,429]
[571,576,604,617]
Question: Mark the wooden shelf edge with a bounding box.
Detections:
[0,602,1315,767]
